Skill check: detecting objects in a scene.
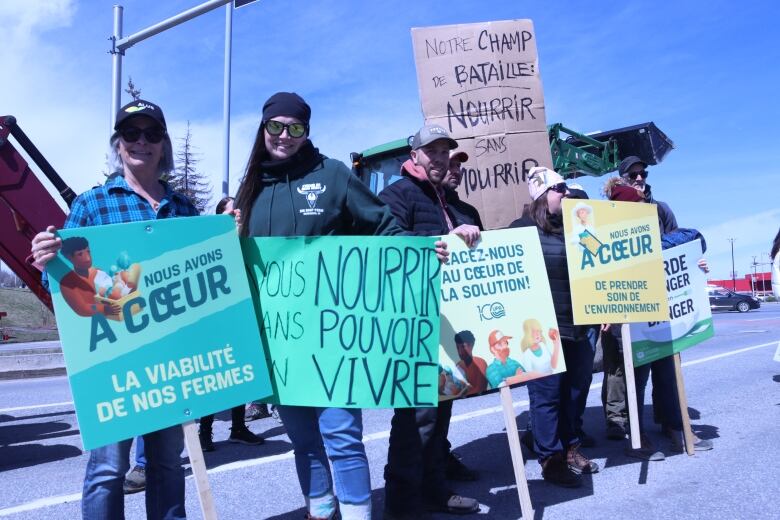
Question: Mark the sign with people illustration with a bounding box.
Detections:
[437,228,564,400]
[242,235,442,408]
[46,215,273,450]
[562,199,668,324]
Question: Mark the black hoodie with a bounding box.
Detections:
[247,142,402,238]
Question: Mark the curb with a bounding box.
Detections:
[0,342,65,380]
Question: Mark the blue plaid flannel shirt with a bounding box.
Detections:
[42,174,199,288]
[64,173,199,228]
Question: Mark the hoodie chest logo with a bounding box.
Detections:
[296,183,327,216]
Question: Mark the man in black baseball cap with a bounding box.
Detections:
[114,99,167,131]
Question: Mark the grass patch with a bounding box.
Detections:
[0,288,58,343]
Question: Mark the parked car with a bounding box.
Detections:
[707,286,761,312]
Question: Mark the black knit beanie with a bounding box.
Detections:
[261,92,311,125]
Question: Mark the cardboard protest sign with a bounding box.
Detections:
[411,19,552,230]
[47,216,272,450]
[629,240,714,366]
[452,133,552,230]
[243,235,441,408]
[437,228,563,400]
[411,19,546,139]
[562,199,667,324]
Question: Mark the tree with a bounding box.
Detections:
[125,77,142,101]
[167,121,212,213]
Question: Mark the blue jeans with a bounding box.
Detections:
[527,337,594,460]
[634,355,682,432]
[276,405,370,505]
[135,435,146,468]
[82,426,185,520]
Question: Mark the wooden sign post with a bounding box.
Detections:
[182,421,218,520]
[621,324,642,450]
[499,385,534,518]
[672,354,695,456]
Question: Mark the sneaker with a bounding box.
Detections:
[229,426,264,445]
[576,429,596,448]
[542,452,582,488]
[199,427,215,452]
[566,444,599,474]
[606,422,627,441]
[244,403,271,422]
[667,428,713,452]
[123,465,146,494]
[446,451,478,481]
[427,494,480,514]
[625,434,665,461]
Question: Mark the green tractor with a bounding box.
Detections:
[351,121,674,194]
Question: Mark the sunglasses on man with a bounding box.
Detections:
[119,126,166,144]
[624,169,648,181]
[264,120,308,138]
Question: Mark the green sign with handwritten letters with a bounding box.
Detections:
[48,216,272,450]
[243,235,441,408]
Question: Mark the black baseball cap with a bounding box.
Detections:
[114,99,167,131]
[618,156,647,177]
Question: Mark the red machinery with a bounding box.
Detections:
[0,116,75,310]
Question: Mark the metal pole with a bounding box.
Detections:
[728,238,736,291]
[115,0,231,53]
[222,3,232,198]
[110,5,124,131]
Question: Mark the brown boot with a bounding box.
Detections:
[542,452,582,487]
[567,444,599,474]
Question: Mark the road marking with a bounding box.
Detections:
[0,400,73,414]
[0,339,776,516]
[0,493,82,516]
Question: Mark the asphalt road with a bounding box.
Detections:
[1,304,779,519]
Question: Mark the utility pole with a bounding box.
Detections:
[751,256,757,296]
[728,238,736,291]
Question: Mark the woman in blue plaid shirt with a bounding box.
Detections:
[31,99,197,520]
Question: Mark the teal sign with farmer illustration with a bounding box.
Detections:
[47,216,272,450]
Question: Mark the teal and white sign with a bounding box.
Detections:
[438,228,564,400]
[48,216,272,450]
[243,235,441,408]
[629,240,714,366]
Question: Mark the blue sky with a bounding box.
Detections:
[1,0,778,281]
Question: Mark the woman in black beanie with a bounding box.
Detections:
[235,92,403,520]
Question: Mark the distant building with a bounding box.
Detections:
[708,271,771,294]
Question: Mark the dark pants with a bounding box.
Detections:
[601,330,628,427]
[527,338,594,461]
[199,405,244,431]
[634,356,683,431]
[384,401,453,515]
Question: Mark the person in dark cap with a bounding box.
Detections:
[618,156,677,233]
[234,92,413,520]
[443,150,484,231]
[31,98,198,519]
[380,124,481,519]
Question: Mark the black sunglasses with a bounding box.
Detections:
[624,169,648,181]
[119,126,166,144]
[264,120,308,138]
[549,183,568,194]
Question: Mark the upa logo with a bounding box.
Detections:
[478,302,506,321]
[297,183,327,216]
